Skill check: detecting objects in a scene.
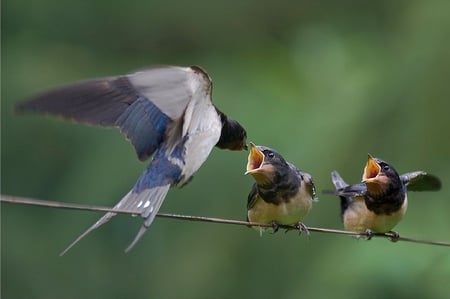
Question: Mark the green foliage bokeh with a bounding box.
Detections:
[2,1,450,298]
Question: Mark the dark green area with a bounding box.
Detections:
[2,1,450,298]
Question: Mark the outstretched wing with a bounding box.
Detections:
[15,66,212,161]
[401,171,442,191]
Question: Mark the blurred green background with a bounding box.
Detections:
[2,0,450,298]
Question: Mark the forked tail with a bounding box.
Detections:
[60,184,170,255]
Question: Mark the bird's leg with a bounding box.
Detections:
[364,229,374,240]
[295,222,310,237]
[387,230,400,242]
[270,221,280,233]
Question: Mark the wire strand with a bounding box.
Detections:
[2,194,449,247]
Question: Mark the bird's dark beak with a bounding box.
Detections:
[245,142,264,175]
[363,154,381,182]
[237,141,248,151]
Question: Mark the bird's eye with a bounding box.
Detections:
[382,164,390,171]
[267,151,275,158]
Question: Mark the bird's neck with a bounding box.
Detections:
[364,179,405,215]
[257,169,300,204]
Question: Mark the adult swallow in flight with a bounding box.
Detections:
[328,155,441,238]
[245,143,316,233]
[15,65,247,253]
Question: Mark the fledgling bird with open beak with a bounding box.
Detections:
[15,65,247,254]
[245,143,317,233]
[328,154,441,238]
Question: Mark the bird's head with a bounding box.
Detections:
[245,143,288,185]
[362,154,401,196]
[216,117,247,151]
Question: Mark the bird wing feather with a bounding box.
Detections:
[15,66,212,161]
[401,171,442,191]
[247,183,259,211]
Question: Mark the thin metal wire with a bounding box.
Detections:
[2,194,449,247]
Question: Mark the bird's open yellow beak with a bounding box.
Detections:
[245,142,264,175]
[363,154,381,182]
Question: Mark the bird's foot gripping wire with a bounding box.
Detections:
[363,229,374,240]
[361,229,400,242]
[270,221,280,234]
[294,222,310,238]
[387,231,400,242]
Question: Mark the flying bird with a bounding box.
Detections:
[15,65,247,254]
[328,154,441,238]
[245,143,316,233]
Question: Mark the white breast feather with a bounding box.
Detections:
[179,69,221,183]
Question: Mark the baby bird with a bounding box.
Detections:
[329,154,441,238]
[245,143,316,233]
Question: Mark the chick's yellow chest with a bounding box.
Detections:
[343,195,408,233]
[248,190,312,225]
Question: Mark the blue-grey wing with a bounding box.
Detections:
[15,66,212,161]
[401,171,442,192]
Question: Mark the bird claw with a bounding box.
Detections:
[360,229,400,242]
[364,229,374,240]
[295,222,310,237]
[388,231,400,242]
[270,221,280,233]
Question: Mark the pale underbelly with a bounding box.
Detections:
[248,196,312,225]
[343,198,408,232]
